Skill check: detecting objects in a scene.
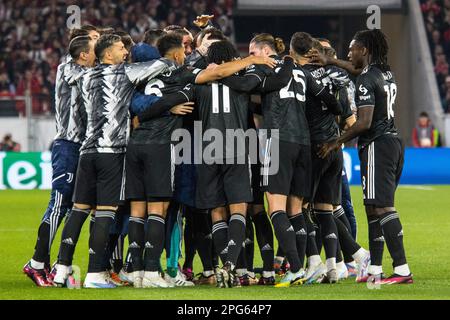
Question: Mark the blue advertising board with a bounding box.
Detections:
[343,148,450,185]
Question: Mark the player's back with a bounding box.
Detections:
[190,81,250,160]
[131,58,201,145]
[261,59,310,146]
[356,65,398,148]
[303,64,340,144]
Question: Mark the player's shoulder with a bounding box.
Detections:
[326,65,350,84]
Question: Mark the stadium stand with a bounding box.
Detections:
[421,0,450,113]
[0,0,234,115]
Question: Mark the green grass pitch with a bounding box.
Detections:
[1,186,450,300]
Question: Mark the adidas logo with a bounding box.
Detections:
[88,248,95,255]
[374,236,385,242]
[398,230,403,237]
[308,231,316,237]
[129,242,140,249]
[325,233,338,240]
[228,240,236,246]
[62,238,74,245]
[244,238,253,245]
[145,242,154,249]
[286,226,294,232]
[205,233,212,240]
[296,228,307,236]
[261,244,272,251]
[220,247,228,254]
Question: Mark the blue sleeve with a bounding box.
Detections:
[130,91,161,115]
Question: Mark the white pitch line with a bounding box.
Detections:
[0,228,35,232]
[399,185,435,191]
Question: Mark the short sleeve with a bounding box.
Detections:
[355,73,375,108]
[179,83,196,102]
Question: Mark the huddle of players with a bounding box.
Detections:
[24,19,413,289]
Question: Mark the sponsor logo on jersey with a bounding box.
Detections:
[359,95,371,101]
[359,85,368,95]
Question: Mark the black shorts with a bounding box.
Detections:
[261,139,311,198]
[251,162,264,205]
[196,159,253,209]
[310,145,343,206]
[73,153,125,207]
[125,143,174,202]
[359,135,404,207]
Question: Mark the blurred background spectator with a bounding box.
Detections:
[0,0,234,116]
[412,111,442,147]
[421,0,450,113]
[0,133,21,151]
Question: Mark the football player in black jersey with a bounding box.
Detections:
[126,35,276,288]
[293,34,371,284]
[319,29,412,284]
[238,33,343,287]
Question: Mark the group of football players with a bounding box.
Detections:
[23,14,413,289]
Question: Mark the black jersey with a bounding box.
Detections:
[304,64,341,144]
[261,59,327,145]
[130,59,202,145]
[78,60,168,154]
[182,81,250,161]
[355,65,398,148]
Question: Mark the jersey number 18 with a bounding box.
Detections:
[383,83,397,120]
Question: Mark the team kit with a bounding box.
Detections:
[22,18,413,289]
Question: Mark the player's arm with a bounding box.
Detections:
[309,50,362,76]
[318,74,375,158]
[125,60,169,86]
[138,85,195,122]
[130,91,161,115]
[260,56,295,92]
[221,56,294,92]
[194,55,276,84]
[338,86,356,130]
[307,71,342,115]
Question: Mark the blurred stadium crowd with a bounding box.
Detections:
[0,0,233,115]
[421,0,450,113]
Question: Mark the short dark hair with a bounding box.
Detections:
[95,34,122,60]
[115,31,134,51]
[204,27,227,41]
[419,111,429,118]
[157,33,183,57]
[81,24,98,32]
[316,37,331,45]
[69,35,92,60]
[69,28,89,41]
[144,29,166,47]
[165,25,191,37]
[290,32,313,56]
[99,27,115,36]
[207,40,239,64]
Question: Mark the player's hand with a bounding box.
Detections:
[193,15,214,28]
[170,102,195,115]
[197,34,213,55]
[132,116,140,129]
[307,49,329,66]
[250,56,276,68]
[317,139,339,159]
